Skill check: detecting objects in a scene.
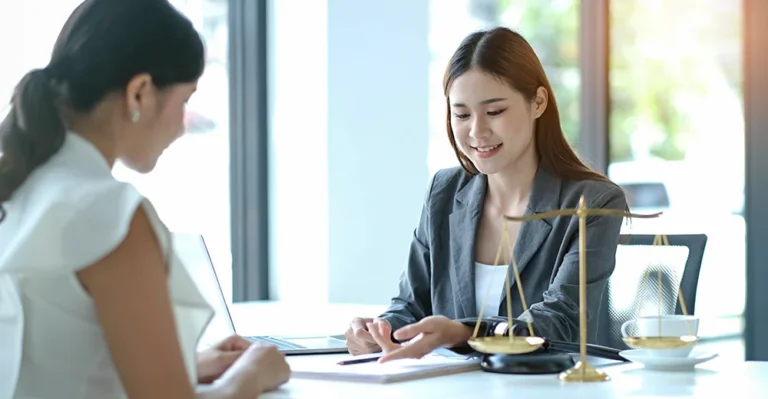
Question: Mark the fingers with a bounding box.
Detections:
[373,317,391,331]
[351,317,374,340]
[379,333,439,363]
[241,341,280,362]
[276,356,292,387]
[345,317,380,355]
[197,346,249,384]
[346,339,380,355]
[392,320,431,342]
[346,338,374,356]
[367,320,399,353]
[344,330,367,355]
[223,334,253,351]
[218,349,246,368]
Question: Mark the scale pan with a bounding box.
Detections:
[468,336,546,355]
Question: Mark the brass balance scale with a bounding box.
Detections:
[467,196,699,382]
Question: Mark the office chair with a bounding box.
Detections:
[593,234,707,350]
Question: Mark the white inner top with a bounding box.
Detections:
[474,262,508,317]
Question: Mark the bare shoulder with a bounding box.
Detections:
[76,204,196,398]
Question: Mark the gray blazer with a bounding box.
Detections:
[379,165,627,344]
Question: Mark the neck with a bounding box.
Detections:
[67,111,118,167]
[485,148,539,214]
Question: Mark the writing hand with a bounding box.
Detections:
[367,315,472,363]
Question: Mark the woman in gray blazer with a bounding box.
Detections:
[345,27,627,362]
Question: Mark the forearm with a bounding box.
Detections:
[455,315,520,337]
[441,316,515,355]
[519,305,578,342]
[379,303,422,332]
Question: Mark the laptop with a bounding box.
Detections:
[173,232,349,355]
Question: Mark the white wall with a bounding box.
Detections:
[268,0,430,305]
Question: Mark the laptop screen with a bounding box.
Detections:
[171,232,236,348]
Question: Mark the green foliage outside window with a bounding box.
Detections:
[470,0,741,163]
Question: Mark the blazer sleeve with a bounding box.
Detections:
[516,186,627,342]
[377,176,435,335]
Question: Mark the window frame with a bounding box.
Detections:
[228,0,270,301]
[744,0,768,361]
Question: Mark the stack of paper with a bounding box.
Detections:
[287,354,482,384]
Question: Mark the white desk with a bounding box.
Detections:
[227,302,768,399]
[261,358,768,399]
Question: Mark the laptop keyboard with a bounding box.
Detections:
[246,335,304,350]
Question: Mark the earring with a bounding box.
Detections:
[131,109,140,123]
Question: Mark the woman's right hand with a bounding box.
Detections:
[344,317,384,355]
[216,343,291,398]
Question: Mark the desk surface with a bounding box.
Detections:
[224,302,764,399]
[261,355,768,399]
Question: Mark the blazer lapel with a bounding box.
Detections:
[503,166,561,302]
[449,174,486,319]
[509,212,551,285]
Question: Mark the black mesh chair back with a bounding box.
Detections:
[592,234,707,350]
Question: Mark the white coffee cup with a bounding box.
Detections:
[621,315,699,358]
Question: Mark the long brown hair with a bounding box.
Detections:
[443,27,611,185]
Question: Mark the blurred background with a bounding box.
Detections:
[0,0,756,356]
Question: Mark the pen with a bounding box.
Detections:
[336,356,381,365]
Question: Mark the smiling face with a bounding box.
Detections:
[448,68,547,176]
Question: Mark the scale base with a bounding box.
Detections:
[558,361,610,382]
[480,351,575,374]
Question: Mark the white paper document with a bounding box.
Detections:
[287,353,482,384]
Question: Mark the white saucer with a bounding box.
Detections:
[619,349,718,371]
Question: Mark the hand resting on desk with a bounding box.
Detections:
[367,316,473,363]
[197,335,254,384]
[196,334,291,398]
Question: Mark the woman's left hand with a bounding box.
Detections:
[196,334,253,384]
[368,315,473,363]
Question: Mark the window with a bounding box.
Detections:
[428,0,581,177]
[0,1,85,119]
[608,0,745,324]
[267,0,329,302]
[620,183,671,210]
[114,0,232,301]
[0,0,233,301]
[264,1,581,304]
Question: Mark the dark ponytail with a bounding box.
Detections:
[0,0,205,224]
[0,68,66,222]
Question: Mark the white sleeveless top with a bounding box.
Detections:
[474,262,508,317]
[0,133,214,398]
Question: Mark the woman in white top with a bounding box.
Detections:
[0,0,289,398]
